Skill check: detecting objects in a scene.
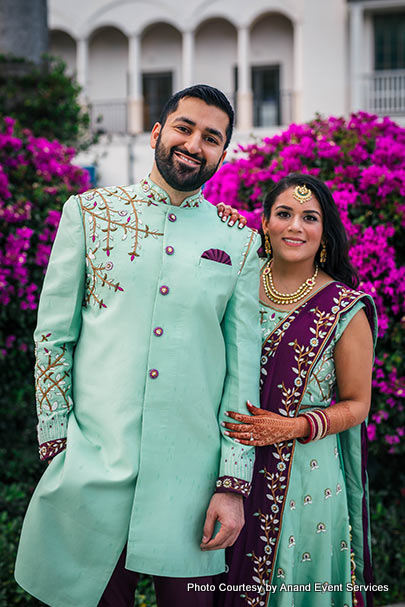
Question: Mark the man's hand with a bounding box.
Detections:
[200,492,244,551]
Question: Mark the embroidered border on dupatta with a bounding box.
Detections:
[222,282,376,607]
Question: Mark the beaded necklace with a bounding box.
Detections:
[262,260,319,305]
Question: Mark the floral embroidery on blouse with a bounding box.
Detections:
[216,475,251,497]
[241,286,366,605]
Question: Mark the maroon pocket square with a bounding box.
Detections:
[201,248,232,266]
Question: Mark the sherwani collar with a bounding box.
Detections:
[139,175,204,208]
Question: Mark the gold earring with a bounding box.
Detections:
[265,234,272,258]
[320,241,327,264]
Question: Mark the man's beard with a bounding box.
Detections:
[154,133,222,192]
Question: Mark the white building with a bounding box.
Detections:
[49,0,405,185]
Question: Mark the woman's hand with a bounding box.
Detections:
[216,202,247,229]
[222,402,309,446]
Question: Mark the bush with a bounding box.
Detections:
[0,55,93,149]
[0,115,90,605]
[205,112,405,604]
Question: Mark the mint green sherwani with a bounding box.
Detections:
[15,177,261,607]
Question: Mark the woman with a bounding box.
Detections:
[216,174,377,607]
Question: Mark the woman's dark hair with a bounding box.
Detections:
[262,173,359,288]
[158,84,234,149]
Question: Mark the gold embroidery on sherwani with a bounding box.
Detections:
[35,341,72,415]
[239,229,258,275]
[78,187,164,308]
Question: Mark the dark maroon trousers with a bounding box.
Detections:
[98,547,219,607]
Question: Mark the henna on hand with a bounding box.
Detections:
[223,397,368,447]
[216,202,247,228]
[223,402,305,446]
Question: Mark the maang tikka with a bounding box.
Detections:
[292,184,312,203]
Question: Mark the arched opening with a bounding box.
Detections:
[88,26,128,100]
[88,26,129,134]
[141,22,182,130]
[49,29,76,75]
[250,13,294,126]
[194,18,237,105]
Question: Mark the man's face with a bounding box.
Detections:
[150,97,229,192]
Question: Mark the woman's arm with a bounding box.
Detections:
[324,308,373,434]
[223,309,374,446]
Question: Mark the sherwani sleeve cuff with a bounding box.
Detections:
[39,438,67,461]
[215,475,251,498]
[37,410,68,443]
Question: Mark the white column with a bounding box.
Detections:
[128,33,143,134]
[293,20,304,123]
[350,3,364,112]
[237,26,252,131]
[182,30,194,88]
[76,37,88,100]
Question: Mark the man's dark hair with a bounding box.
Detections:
[158,84,234,149]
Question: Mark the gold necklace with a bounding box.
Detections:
[262,261,319,305]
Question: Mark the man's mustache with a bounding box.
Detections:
[170,147,206,167]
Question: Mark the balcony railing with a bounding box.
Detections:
[88,91,294,135]
[89,99,128,134]
[363,70,405,116]
[253,90,293,127]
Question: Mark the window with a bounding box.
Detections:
[234,65,281,127]
[252,65,280,127]
[374,13,405,70]
[142,72,172,130]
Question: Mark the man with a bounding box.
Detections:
[15,85,261,607]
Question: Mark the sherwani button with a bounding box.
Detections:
[149,369,159,379]
[165,246,174,255]
[159,285,169,295]
[168,213,177,222]
[153,327,163,337]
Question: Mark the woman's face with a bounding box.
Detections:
[262,186,324,264]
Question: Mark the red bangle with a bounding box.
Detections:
[298,413,316,444]
[298,409,329,444]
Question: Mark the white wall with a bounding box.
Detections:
[299,0,347,120]
[194,19,237,99]
[141,23,182,91]
[250,13,294,124]
[88,27,128,100]
[250,13,293,88]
